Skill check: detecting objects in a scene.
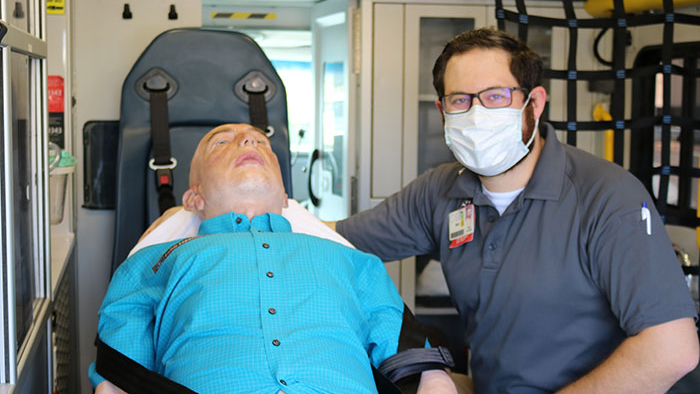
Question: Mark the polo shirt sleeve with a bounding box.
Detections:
[354,251,406,367]
[88,243,172,387]
[337,167,452,262]
[588,185,697,336]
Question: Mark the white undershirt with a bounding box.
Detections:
[481,185,525,216]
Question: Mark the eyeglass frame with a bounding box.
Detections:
[440,87,530,114]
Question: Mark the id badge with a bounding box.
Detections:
[448,203,474,249]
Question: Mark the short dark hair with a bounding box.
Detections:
[432,28,543,98]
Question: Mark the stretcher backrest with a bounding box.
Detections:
[112,28,291,273]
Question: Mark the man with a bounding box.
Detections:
[89,124,458,394]
[333,28,699,393]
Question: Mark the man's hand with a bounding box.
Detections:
[95,380,128,394]
[556,317,699,394]
[417,370,459,394]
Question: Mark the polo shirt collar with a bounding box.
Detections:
[198,212,292,236]
[522,123,565,201]
[446,122,565,203]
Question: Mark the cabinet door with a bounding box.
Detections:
[401,6,487,314]
[310,0,356,221]
[403,5,487,187]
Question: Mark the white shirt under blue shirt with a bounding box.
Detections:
[89,212,412,394]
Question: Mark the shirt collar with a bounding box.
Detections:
[198,212,292,236]
[446,122,565,203]
[522,123,565,201]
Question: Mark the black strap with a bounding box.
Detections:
[397,305,428,352]
[247,90,269,133]
[563,0,578,146]
[373,365,404,394]
[515,0,528,43]
[149,90,176,214]
[97,337,406,394]
[378,347,455,383]
[96,337,197,394]
[656,0,675,218]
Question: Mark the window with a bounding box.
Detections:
[0,5,49,384]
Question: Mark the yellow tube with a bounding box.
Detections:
[584,0,700,17]
[593,103,614,162]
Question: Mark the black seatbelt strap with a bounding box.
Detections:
[95,337,197,394]
[376,305,455,384]
[397,305,428,352]
[372,365,404,394]
[247,90,269,133]
[97,337,405,394]
[378,346,455,383]
[148,89,177,215]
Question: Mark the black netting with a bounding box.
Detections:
[495,0,700,227]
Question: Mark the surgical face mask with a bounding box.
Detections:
[444,96,538,177]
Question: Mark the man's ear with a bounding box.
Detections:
[182,187,205,212]
[529,86,547,120]
[435,100,445,124]
[282,193,289,208]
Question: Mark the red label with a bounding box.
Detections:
[449,233,473,249]
[48,76,64,113]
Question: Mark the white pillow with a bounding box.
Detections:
[128,199,354,256]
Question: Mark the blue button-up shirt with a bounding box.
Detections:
[89,212,405,394]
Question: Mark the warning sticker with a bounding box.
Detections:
[47,0,64,15]
[211,12,276,20]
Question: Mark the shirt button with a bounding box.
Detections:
[268,308,277,314]
[262,243,270,249]
[235,217,242,224]
[266,271,274,278]
[280,380,287,385]
[272,339,281,346]
[488,243,496,251]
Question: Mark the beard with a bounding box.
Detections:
[521,103,537,146]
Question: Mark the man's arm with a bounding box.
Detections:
[417,370,459,394]
[556,317,699,394]
[89,246,170,391]
[354,251,457,393]
[95,381,128,394]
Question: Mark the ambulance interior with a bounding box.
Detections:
[0,0,700,393]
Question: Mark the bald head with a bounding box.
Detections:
[183,124,287,220]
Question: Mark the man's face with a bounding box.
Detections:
[441,48,535,143]
[188,124,286,217]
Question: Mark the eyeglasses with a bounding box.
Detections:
[440,87,529,114]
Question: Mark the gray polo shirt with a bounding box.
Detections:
[337,123,697,393]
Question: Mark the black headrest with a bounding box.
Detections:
[112,28,291,272]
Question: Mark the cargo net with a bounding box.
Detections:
[495,0,700,228]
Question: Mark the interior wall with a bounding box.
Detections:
[71,1,201,392]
